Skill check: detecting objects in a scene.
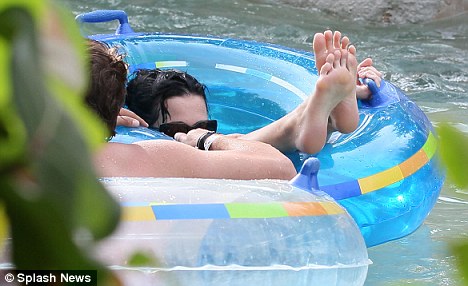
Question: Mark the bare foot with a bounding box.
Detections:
[239,32,359,154]
[313,30,359,133]
[313,30,350,72]
[294,49,358,154]
[328,47,359,133]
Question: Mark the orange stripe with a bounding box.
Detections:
[399,149,429,177]
[283,202,328,216]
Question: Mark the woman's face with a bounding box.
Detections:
[151,93,208,128]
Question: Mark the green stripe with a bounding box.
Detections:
[422,132,437,159]
[226,203,288,218]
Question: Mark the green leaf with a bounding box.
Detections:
[0,2,121,282]
[0,11,27,172]
[437,122,468,286]
[1,177,96,269]
[40,3,107,151]
[127,251,158,267]
[436,123,468,189]
[0,0,44,21]
[5,4,119,238]
[0,202,7,252]
[451,242,468,285]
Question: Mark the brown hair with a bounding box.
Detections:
[85,40,127,138]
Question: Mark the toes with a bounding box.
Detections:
[324,30,333,52]
[347,58,358,73]
[313,33,326,53]
[321,53,335,74]
[333,50,341,68]
[313,32,327,67]
[348,45,356,56]
[333,31,342,49]
[340,49,348,67]
[341,36,349,49]
[325,52,334,65]
[320,62,333,75]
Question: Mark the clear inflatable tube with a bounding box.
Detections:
[98,173,369,286]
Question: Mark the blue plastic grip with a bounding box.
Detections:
[359,78,398,108]
[75,10,134,35]
[361,78,379,95]
[289,157,321,193]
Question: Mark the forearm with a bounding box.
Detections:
[207,136,296,180]
[174,129,296,180]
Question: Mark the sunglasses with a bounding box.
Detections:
[158,120,218,137]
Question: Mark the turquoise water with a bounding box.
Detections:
[63,0,467,285]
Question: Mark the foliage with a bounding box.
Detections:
[437,123,468,285]
[437,124,468,189]
[0,0,120,284]
[127,251,158,267]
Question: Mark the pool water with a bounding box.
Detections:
[64,0,467,285]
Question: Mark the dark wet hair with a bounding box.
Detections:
[126,69,207,126]
[84,40,127,138]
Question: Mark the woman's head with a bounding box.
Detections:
[85,40,127,138]
[126,69,209,128]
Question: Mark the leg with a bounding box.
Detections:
[328,47,359,133]
[241,48,358,154]
[294,49,358,153]
[314,30,359,133]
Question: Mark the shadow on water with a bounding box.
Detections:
[62,0,468,284]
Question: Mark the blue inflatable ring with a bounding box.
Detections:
[78,10,445,247]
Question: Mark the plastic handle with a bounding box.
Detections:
[75,10,134,35]
[361,78,379,95]
[76,10,128,24]
[289,157,321,193]
[359,78,396,108]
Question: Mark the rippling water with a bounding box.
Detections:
[62,0,467,285]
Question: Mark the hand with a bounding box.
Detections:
[356,58,383,99]
[117,108,149,127]
[173,128,210,148]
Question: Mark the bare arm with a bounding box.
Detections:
[172,129,296,180]
[94,130,296,180]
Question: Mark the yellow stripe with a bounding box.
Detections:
[122,206,155,221]
[357,132,437,194]
[359,166,404,194]
[318,202,345,215]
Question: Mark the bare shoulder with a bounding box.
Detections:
[97,142,147,162]
[93,138,295,180]
[93,141,195,177]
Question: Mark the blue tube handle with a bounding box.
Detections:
[290,157,321,194]
[361,78,379,95]
[359,77,388,108]
[75,10,134,35]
